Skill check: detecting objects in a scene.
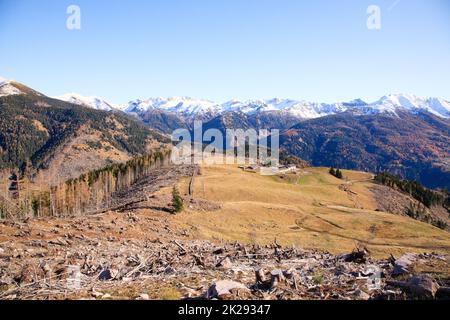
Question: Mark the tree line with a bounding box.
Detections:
[0,149,171,219]
[375,172,448,208]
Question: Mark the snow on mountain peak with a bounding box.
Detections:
[125,96,221,117]
[123,94,450,119]
[49,91,450,120]
[0,77,22,97]
[369,93,450,118]
[55,93,117,111]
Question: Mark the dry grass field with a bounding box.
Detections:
[172,164,450,258]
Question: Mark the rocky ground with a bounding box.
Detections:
[0,206,449,300]
[0,164,449,300]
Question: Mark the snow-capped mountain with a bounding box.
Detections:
[54,93,119,111]
[220,99,351,118]
[218,95,450,119]
[51,90,450,120]
[0,77,23,97]
[124,96,221,119]
[366,94,450,118]
[3,74,449,119]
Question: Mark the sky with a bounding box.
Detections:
[0,0,449,104]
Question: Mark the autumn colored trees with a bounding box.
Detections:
[0,150,171,219]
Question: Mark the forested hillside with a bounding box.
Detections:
[280,111,450,189]
[0,87,168,175]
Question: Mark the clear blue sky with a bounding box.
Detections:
[0,0,449,104]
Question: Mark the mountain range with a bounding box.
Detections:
[56,92,450,122]
[1,76,449,188]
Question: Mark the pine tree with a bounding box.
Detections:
[171,186,183,214]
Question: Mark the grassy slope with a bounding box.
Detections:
[173,165,450,258]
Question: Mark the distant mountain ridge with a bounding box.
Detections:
[54,91,450,121]
[54,93,119,112]
[4,76,448,121]
[51,89,450,140]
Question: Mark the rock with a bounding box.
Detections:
[388,275,439,299]
[283,268,296,279]
[91,291,103,298]
[18,264,36,285]
[98,268,118,281]
[40,261,52,276]
[101,293,112,299]
[206,280,249,299]
[164,266,177,275]
[0,247,4,254]
[406,275,439,299]
[354,288,371,300]
[392,253,416,276]
[270,269,285,288]
[138,293,150,300]
[255,268,268,284]
[216,257,233,269]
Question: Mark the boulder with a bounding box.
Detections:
[255,268,267,284]
[353,288,371,300]
[388,275,439,299]
[98,268,118,281]
[270,269,286,288]
[206,280,249,299]
[216,257,233,269]
[406,275,439,299]
[164,266,177,275]
[392,253,416,276]
[138,293,150,300]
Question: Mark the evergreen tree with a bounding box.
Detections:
[375,172,446,208]
[171,186,183,214]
